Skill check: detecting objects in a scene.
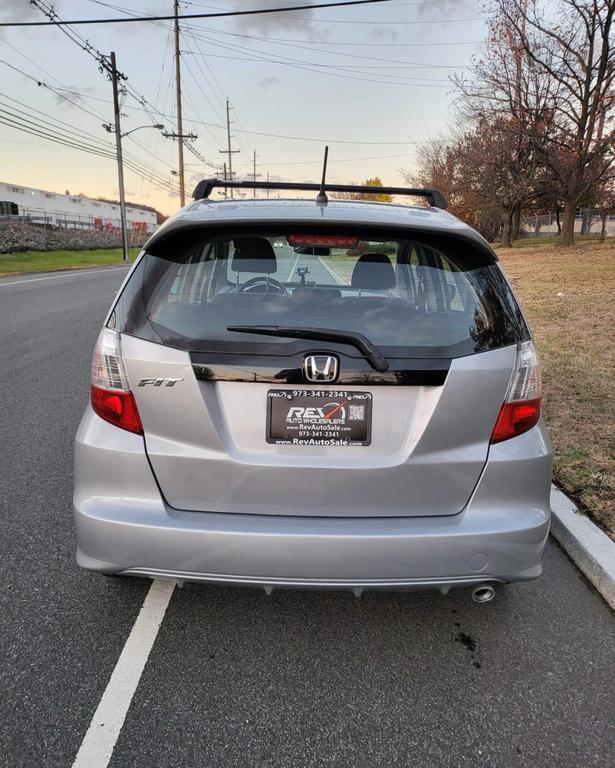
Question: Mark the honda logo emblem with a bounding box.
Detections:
[303,355,339,383]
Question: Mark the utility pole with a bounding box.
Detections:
[174,0,185,206]
[110,51,129,262]
[266,172,270,199]
[251,150,261,197]
[219,99,240,197]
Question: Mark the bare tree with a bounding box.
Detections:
[453,1,554,246]
[495,0,615,245]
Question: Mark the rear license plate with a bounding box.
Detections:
[267,390,372,446]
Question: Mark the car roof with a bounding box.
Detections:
[145,197,495,257]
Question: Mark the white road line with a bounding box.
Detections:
[286,252,300,282]
[0,266,131,287]
[71,579,175,768]
[318,256,347,285]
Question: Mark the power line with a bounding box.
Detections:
[216,127,425,145]
[79,0,231,167]
[171,25,465,86]
[133,26,173,199]
[77,0,470,74]
[0,58,111,122]
[25,0,217,179]
[0,0,394,27]
[181,32,256,167]
[189,28,482,46]
[0,93,118,151]
[84,1,265,175]
[0,81,429,146]
[179,72,226,152]
[0,96,180,193]
[23,0,455,193]
[0,111,179,194]
[187,33,229,111]
[234,152,413,167]
[20,3,447,184]
[88,0,482,44]
[0,104,114,155]
[182,50,452,83]
[181,55,225,126]
[182,0,473,7]
[0,113,115,158]
[179,41,454,88]
[189,33,468,70]
[205,15,485,25]
[179,0,485,24]
[3,5,439,148]
[91,0,414,167]
[231,104,257,161]
[182,28,472,68]
[0,14,179,199]
[0,78,179,190]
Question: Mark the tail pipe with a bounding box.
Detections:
[471,584,496,604]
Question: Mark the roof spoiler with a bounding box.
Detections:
[191,178,448,210]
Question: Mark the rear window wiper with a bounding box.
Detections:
[226,325,389,373]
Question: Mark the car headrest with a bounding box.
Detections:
[231,238,277,274]
[350,253,396,290]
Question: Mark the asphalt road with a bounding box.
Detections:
[0,265,613,768]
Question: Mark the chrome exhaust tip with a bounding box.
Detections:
[471,584,495,604]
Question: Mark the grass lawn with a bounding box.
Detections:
[498,239,615,538]
[0,248,140,275]
[495,234,604,248]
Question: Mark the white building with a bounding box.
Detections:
[0,181,158,234]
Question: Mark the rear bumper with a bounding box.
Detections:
[74,407,552,592]
[76,504,549,591]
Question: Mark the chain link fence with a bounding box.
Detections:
[520,209,615,238]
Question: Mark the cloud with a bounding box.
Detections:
[0,0,41,21]
[188,172,205,187]
[258,77,280,89]
[415,0,476,18]
[53,85,95,112]
[226,0,319,36]
[371,26,398,42]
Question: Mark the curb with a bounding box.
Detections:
[550,485,615,609]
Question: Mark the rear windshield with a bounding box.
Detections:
[110,227,528,358]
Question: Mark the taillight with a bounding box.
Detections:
[90,328,143,435]
[490,341,542,444]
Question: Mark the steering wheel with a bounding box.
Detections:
[239,276,289,295]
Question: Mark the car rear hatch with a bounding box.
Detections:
[113,223,528,517]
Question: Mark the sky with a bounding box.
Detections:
[0,0,488,216]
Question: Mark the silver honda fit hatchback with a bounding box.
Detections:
[74,180,552,600]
